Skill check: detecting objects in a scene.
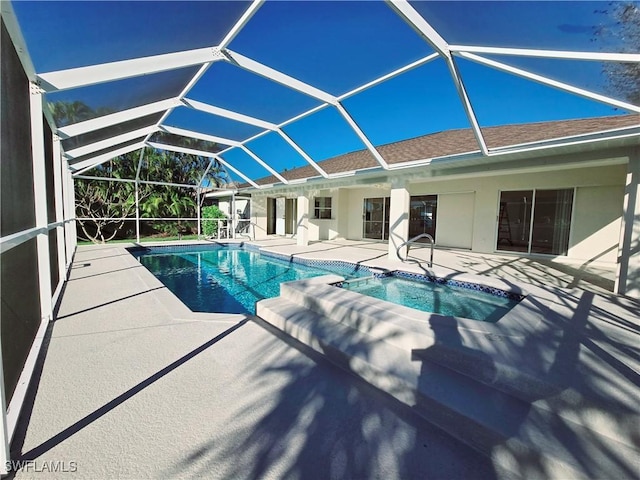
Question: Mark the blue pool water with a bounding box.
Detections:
[132,245,520,321]
[133,245,369,314]
[341,276,520,322]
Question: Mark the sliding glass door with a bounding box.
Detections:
[497,189,574,255]
[497,190,532,252]
[409,195,437,241]
[530,189,573,255]
[363,197,390,240]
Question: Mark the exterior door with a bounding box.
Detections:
[409,195,437,241]
[363,197,390,240]
[285,198,297,235]
[497,189,573,255]
[266,198,276,235]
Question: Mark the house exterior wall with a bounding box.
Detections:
[252,196,268,240]
[246,147,638,295]
[345,187,391,240]
[437,192,475,249]
[410,164,626,263]
[216,198,250,218]
[328,164,625,264]
[571,185,624,262]
[309,189,340,241]
[251,157,628,267]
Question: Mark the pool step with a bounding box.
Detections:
[256,277,640,480]
[279,276,550,400]
[256,297,613,479]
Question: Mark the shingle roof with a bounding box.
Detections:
[247,114,640,187]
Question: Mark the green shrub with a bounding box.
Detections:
[202,205,228,236]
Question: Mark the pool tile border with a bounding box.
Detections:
[389,270,525,301]
[258,250,375,276]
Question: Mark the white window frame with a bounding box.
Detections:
[313,197,333,220]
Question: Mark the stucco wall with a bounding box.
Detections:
[337,189,350,238]
[571,185,624,263]
[344,187,390,241]
[308,189,340,241]
[252,196,268,239]
[216,198,250,218]
[437,192,475,249]
[252,162,627,265]
[336,164,625,262]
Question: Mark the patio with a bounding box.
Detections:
[10,240,639,479]
[2,1,639,477]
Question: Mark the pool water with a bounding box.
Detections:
[342,276,520,322]
[134,246,368,314]
[133,245,520,322]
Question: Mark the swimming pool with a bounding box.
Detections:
[132,244,521,321]
[131,244,370,314]
[339,274,521,323]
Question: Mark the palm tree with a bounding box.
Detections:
[48,100,93,127]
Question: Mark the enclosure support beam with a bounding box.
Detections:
[197,187,202,237]
[57,98,182,139]
[64,125,158,159]
[224,49,336,104]
[446,57,489,155]
[30,84,53,328]
[135,148,145,243]
[70,142,147,174]
[52,135,67,289]
[276,129,329,178]
[335,102,389,169]
[219,0,264,49]
[37,47,226,92]
[386,0,450,58]
[457,52,640,114]
[616,148,640,298]
[241,145,289,184]
[231,193,237,239]
[1,85,56,463]
[214,155,261,189]
[62,160,75,264]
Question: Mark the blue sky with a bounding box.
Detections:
[12,1,633,182]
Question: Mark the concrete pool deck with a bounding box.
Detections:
[10,239,640,479]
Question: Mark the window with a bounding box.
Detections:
[497,189,574,255]
[314,197,332,219]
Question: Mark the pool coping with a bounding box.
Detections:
[122,242,248,324]
[125,240,557,336]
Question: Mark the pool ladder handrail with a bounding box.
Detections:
[396,233,434,267]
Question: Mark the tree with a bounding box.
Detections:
[52,100,229,242]
[49,100,93,127]
[75,148,228,243]
[75,148,226,242]
[202,205,228,237]
[594,2,640,105]
[138,148,225,236]
[75,156,143,243]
